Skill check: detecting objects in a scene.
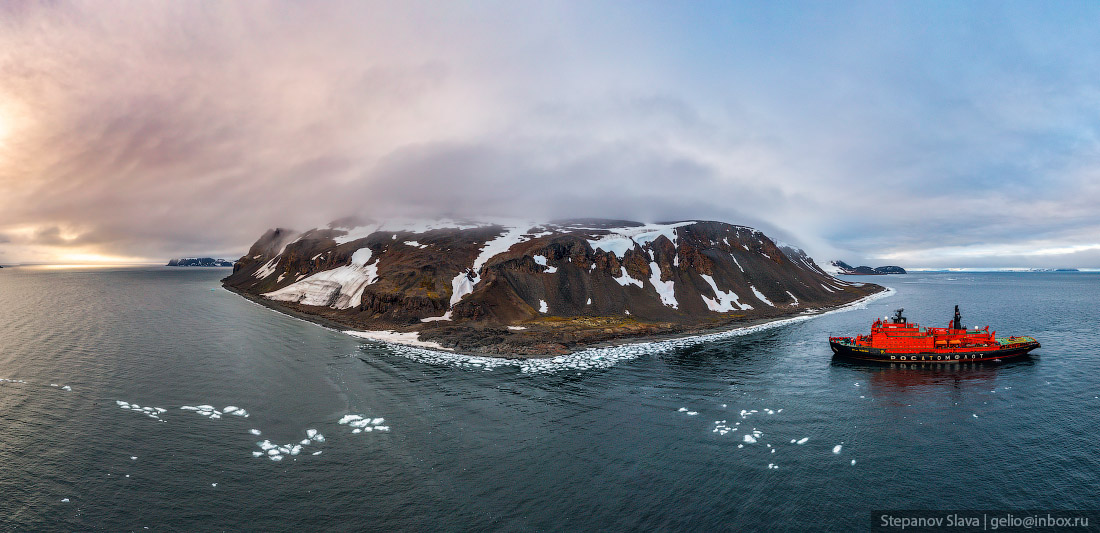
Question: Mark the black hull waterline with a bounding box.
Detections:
[829,340,1040,364]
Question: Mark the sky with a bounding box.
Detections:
[1,1,1099,268]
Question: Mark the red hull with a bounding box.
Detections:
[829,307,1040,364]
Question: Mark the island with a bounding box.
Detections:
[828,260,906,275]
[223,219,884,357]
[167,258,234,267]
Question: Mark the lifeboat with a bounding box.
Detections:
[829,306,1040,364]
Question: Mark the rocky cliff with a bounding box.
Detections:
[223,219,882,356]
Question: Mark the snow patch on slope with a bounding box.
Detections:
[345,330,450,350]
[586,221,695,258]
[448,225,533,307]
[253,257,280,279]
[699,274,750,312]
[264,247,377,309]
[613,266,643,288]
[421,311,452,322]
[533,254,558,273]
[648,262,678,308]
[749,285,774,306]
[730,254,744,273]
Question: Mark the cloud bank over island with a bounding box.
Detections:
[0,1,1098,267]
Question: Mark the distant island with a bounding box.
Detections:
[828,260,906,275]
[167,257,234,267]
[222,218,884,357]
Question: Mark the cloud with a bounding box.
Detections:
[0,1,1098,267]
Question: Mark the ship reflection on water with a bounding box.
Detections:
[830,355,1037,396]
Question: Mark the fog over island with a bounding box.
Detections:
[0,2,1098,269]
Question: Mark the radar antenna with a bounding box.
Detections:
[891,308,906,324]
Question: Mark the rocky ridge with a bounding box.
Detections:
[223,219,883,356]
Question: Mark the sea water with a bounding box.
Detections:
[1,266,1097,530]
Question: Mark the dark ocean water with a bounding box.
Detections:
[1,267,1098,531]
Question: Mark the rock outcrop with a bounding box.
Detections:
[223,219,883,356]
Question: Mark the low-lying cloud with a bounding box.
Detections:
[0,2,1098,267]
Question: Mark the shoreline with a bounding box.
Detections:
[223,281,893,361]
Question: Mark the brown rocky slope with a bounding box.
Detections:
[222,219,883,356]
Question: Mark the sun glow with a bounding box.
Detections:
[55,252,154,265]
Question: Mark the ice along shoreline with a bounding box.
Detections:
[224,281,893,371]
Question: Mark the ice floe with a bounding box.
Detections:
[833,445,843,454]
[177,404,249,420]
[222,406,250,417]
[712,420,735,435]
[338,414,389,434]
[351,288,895,373]
[253,428,325,462]
[116,400,167,421]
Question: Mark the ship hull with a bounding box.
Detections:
[829,339,1040,364]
